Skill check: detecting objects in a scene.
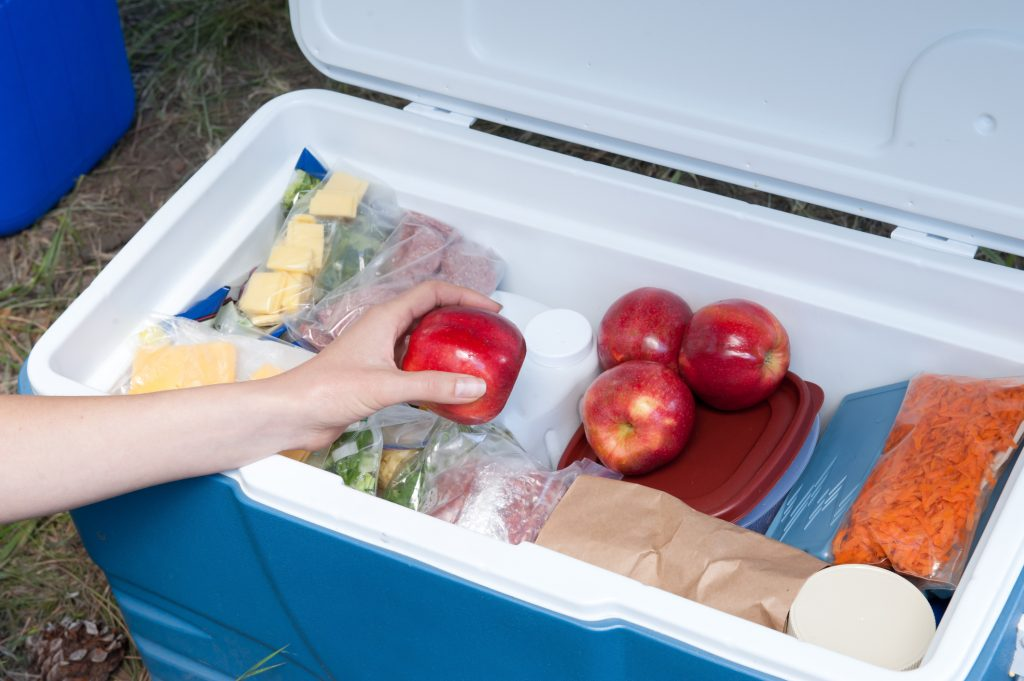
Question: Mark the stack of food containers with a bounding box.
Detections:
[559,373,823,531]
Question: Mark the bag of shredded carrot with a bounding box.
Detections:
[832,374,1024,589]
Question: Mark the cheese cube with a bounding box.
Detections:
[249,363,283,381]
[322,172,369,204]
[239,272,289,316]
[285,219,325,268]
[279,449,311,462]
[267,242,317,275]
[280,273,313,312]
[249,313,283,328]
[309,190,359,219]
[129,342,237,394]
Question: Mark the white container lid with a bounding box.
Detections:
[290,0,1024,253]
[788,564,937,671]
[524,309,593,368]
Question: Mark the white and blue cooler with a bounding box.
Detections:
[21,2,1024,679]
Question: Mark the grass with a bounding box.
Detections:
[1,0,1023,678]
[0,516,148,679]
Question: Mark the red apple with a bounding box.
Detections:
[581,361,696,475]
[401,306,526,425]
[597,287,693,370]
[677,299,790,411]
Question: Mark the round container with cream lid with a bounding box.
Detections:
[787,564,937,670]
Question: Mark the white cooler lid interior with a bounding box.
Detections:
[291,0,1024,253]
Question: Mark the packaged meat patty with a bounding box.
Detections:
[288,211,506,350]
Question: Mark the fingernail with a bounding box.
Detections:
[455,377,487,398]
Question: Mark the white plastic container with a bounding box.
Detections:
[788,565,937,671]
[494,290,600,467]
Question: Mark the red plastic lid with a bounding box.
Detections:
[558,372,825,522]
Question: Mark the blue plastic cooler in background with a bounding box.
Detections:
[0,0,135,236]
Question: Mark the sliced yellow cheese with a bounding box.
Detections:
[239,271,289,316]
[279,449,311,462]
[309,190,359,219]
[285,219,325,268]
[249,313,284,327]
[322,172,369,204]
[291,213,317,223]
[136,325,170,348]
[249,363,283,381]
[129,342,237,395]
[280,272,313,312]
[267,242,317,275]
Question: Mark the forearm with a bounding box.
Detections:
[0,381,300,523]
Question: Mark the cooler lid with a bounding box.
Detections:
[291,1,1024,253]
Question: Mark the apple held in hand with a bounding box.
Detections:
[581,361,696,475]
[678,299,790,411]
[402,306,526,425]
[597,287,693,370]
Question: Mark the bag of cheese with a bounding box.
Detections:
[239,166,400,330]
[118,316,314,395]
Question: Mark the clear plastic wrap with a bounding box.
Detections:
[381,419,621,544]
[118,316,313,395]
[370,404,439,494]
[832,374,1024,589]
[326,416,384,495]
[308,405,440,494]
[427,457,619,544]
[377,404,439,449]
[381,421,518,511]
[288,212,506,350]
[240,167,399,329]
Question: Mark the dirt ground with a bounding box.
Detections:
[1,1,1021,679]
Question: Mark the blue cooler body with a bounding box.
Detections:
[17,360,1024,680]
[20,0,1024,679]
[0,0,135,235]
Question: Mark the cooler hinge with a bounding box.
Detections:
[403,102,476,128]
[890,226,979,259]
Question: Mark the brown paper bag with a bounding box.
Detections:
[535,476,827,630]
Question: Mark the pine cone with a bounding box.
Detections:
[25,618,127,681]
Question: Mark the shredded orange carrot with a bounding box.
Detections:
[832,374,1024,588]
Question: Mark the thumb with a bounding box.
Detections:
[382,370,487,406]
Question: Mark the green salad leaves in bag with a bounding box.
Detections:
[327,417,383,494]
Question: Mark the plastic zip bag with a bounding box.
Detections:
[241,166,400,329]
[326,416,384,495]
[381,420,516,511]
[289,211,506,350]
[117,316,313,395]
[375,405,440,493]
[281,148,328,213]
[832,374,1024,589]
[382,419,621,543]
[429,456,620,545]
[377,404,439,449]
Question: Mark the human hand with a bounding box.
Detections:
[271,281,501,451]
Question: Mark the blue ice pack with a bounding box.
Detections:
[765,381,908,561]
